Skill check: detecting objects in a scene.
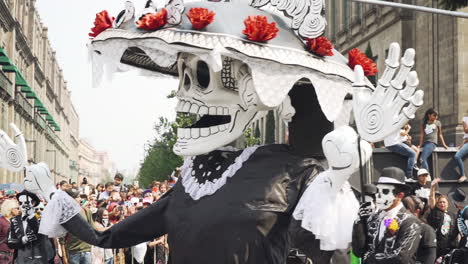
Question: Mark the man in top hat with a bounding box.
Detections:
[443,187,468,264]
[7,190,54,264]
[352,167,422,263]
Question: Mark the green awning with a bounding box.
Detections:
[34,98,44,108]
[2,65,16,72]
[0,48,13,66]
[25,92,36,99]
[15,72,28,87]
[0,56,13,66]
[20,86,32,93]
[46,116,54,122]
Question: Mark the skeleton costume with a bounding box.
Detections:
[7,190,54,264]
[352,167,423,263]
[8,0,423,263]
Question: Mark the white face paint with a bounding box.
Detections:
[18,195,33,217]
[173,53,268,156]
[376,184,396,211]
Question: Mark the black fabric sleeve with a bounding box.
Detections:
[351,220,368,258]
[289,219,334,264]
[62,190,171,249]
[7,217,23,249]
[418,224,437,264]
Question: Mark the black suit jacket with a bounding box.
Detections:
[352,206,422,264]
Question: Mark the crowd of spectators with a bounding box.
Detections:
[384,108,468,183]
[0,171,178,264]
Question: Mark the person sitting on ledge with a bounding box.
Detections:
[384,124,418,181]
[454,116,468,182]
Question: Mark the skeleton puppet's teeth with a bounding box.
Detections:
[210,126,219,134]
[191,128,200,139]
[183,101,191,112]
[190,104,199,113]
[200,128,209,137]
[209,107,217,115]
[199,106,208,115]
[217,107,223,115]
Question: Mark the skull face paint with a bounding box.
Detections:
[375,184,396,211]
[173,53,265,156]
[18,195,33,217]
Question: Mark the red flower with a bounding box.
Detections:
[137,9,168,31]
[242,15,279,42]
[186,8,215,30]
[306,36,334,57]
[348,48,378,76]
[89,10,114,38]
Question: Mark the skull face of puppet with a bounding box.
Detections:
[173,53,265,156]
[18,195,35,217]
[376,184,396,211]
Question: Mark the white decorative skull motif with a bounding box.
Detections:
[173,53,272,156]
[375,184,396,211]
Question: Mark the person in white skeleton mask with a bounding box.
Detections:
[7,190,55,264]
[352,167,423,263]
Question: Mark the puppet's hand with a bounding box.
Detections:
[323,126,372,190]
[352,43,423,143]
[0,123,27,172]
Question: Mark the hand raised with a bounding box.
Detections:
[352,43,424,143]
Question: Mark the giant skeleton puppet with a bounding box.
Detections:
[16,0,423,263]
[0,125,56,263]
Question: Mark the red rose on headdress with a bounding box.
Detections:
[242,15,279,42]
[186,8,215,30]
[306,36,334,57]
[348,48,378,76]
[89,10,114,38]
[137,9,168,31]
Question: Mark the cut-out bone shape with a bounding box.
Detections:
[0,123,28,172]
[352,42,424,143]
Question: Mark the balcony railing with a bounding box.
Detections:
[0,71,13,98]
[15,92,33,117]
[34,112,47,130]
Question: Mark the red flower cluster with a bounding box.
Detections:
[348,48,378,76]
[306,36,334,57]
[186,8,215,30]
[242,16,279,42]
[137,9,168,31]
[89,10,114,38]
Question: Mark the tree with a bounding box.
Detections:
[138,114,195,188]
[243,128,261,147]
[264,110,276,144]
[365,42,378,86]
[440,0,468,10]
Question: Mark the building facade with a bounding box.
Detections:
[77,139,116,186]
[0,0,115,184]
[324,0,468,146]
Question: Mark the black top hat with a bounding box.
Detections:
[375,167,411,192]
[16,190,40,207]
[363,184,377,195]
[448,188,467,206]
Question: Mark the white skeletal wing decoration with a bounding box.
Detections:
[166,0,185,25]
[0,123,28,172]
[250,0,326,39]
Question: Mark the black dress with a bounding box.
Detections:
[62,145,330,264]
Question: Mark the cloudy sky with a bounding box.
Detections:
[36,0,179,173]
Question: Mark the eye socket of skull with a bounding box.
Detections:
[196,60,210,89]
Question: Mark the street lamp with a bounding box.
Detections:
[46,149,57,183]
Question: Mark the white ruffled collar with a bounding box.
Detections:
[181,145,259,200]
